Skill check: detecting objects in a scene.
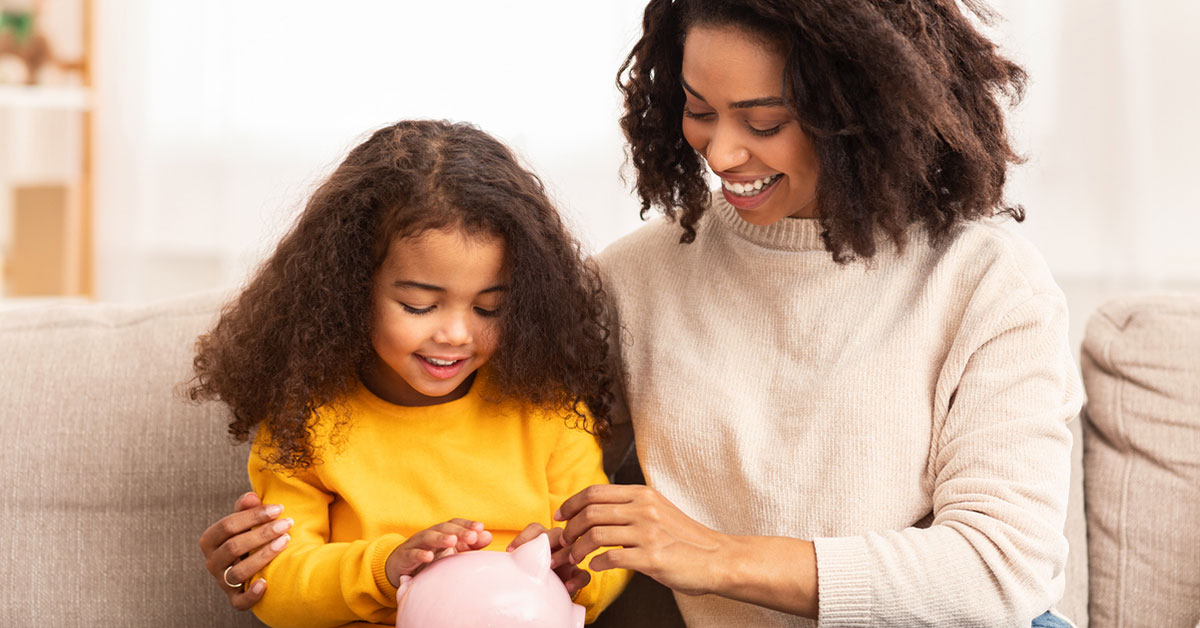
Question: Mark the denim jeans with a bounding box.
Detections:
[1032,610,1073,628]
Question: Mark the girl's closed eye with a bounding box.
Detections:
[474,306,500,318]
[682,106,714,120]
[401,303,434,315]
[746,120,785,137]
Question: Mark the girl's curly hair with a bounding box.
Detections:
[619,0,1027,260]
[188,120,615,469]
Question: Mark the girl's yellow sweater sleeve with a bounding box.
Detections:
[546,419,633,624]
[247,439,405,628]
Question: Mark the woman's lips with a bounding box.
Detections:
[721,175,783,211]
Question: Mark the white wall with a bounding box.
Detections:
[89,1,1200,327]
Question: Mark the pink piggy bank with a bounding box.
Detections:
[395,533,585,628]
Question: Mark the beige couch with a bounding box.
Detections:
[1,290,1197,627]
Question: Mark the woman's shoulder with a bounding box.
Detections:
[595,215,682,271]
[931,217,1064,301]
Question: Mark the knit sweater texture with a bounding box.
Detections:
[247,375,630,627]
[595,196,1084,627]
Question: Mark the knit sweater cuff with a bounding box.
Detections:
[813,535,872,626]
[370,533,407,603]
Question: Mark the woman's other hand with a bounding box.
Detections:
[508,522,592,595]
[199,491,293,610]
[554,484,727,597]
[385,519,493,587]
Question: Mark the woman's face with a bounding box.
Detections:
[680,24,821,224]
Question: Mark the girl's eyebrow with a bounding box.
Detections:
[392,280,508,294]
[681,76,786,110]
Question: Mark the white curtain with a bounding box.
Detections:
[92,0,1200,305]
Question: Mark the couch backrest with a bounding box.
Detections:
[1081,292,1200,628]
[0,293,263,627]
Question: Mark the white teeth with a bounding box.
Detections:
[722,174,780,196]
[424,357,458,366]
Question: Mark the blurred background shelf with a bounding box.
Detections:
[0,0,93,299]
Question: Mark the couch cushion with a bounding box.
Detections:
[0,292,263,627]
[1081,292,1200,628]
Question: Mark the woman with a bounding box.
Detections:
[202,1,1081,625]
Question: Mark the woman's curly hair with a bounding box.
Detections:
[619,0,1027,260]
[188,120,615,469]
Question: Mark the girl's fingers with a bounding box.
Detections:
[426,521,488,549]
[507,522,548,551]
[407,528,461,552]
[446,518,485,532]
[392,548,437,574]
[467,529,493,550]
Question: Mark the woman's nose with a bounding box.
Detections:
[703,122,750,172]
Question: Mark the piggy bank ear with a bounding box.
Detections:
[511,532,551,580]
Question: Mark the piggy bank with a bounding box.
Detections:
[395,533,585,628]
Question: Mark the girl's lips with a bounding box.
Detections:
[417,355,468,380]
[721,175,783,211]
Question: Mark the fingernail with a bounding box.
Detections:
[553,508,563,521]
[272,518,293,533]
[270,534,290,551]
[265,504,283,517]
[250,579,266,594]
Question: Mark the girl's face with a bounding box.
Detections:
[680,24,821,224]
[364,227,507,406]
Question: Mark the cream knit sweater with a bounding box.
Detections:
[595,197,1084,627]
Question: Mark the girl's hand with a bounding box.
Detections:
[385,519,493,587]
[508,523,591,595]
[554,484,728,597]
[199,491,294,610]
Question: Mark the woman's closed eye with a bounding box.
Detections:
[683,106,714,120]
[400,303,434,315]
[473,306,500,318]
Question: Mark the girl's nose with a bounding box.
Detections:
[433,315,472,346]
[703,122,750,172]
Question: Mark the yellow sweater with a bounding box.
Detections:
[248,376,629,628]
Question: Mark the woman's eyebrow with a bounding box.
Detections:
[681,76,786,110]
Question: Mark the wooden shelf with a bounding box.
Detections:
[0,84,90,110]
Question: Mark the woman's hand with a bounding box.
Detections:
[199,491,294,610]
[385,519,493,587]
[507,523,591,595]
[553,484,729,597]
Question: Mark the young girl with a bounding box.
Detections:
[188,119,629,627]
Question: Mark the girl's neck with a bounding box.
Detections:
[360,363,479,407]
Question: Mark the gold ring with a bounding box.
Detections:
[223,565,245,591]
